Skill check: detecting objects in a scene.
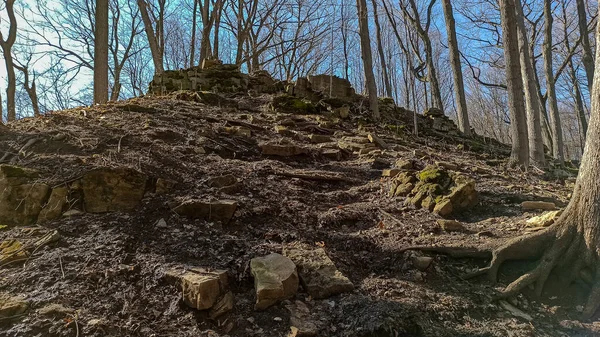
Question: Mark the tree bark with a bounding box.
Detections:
[137,0,164,74]
[14,64,40,117]
[371,0,393,98]
[441,0,470,136]
[576,0,594,91]
[94,0,109,104]
[514,0,544,165]
[543,0,564,163]
[0,0,17,121]
[356,0,379,120]
[499,0,529,166]
[190,0,198,67]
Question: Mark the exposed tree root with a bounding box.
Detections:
[403,217,600,319]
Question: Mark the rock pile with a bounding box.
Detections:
[424,108,460,136]
[148,63,249,95]
[387,163,478,217]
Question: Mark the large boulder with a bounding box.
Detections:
[82,168,147,213]
[37,187,68,224]
[250,253,299,310]
[0,165,50,226]
[284,245,354,299]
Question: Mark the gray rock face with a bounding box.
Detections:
[284,245,354,299]
[250,253,299,310]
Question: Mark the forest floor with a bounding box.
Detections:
[0,93,598,337]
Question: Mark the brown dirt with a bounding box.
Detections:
[0,93,597,336]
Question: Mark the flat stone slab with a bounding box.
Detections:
[284,245,353,299]
[172,199,237,223]
[166,267,229,311]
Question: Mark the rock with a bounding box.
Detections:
[250,253,299,310]
[156,218,168,228]
[309,134,332,144]
[499,300,533,321]
[335,106,350,119]
[207,175,237,188]
[156,178,177,194]
[38,303,73,317]
[261,143,308,156]
[526,210,562,227]
[82,168,147,213]
[284,245,354,299]
[437,219,465,232]
[37,187,68,224]
[0,239,28,265]
[62,209,84,217]
[271,95,317,114]
[166,267,229,311]
[435,161,458,170]
[368,133,389,149]
[322,149,342,161]
[275,125,292,135]
[0,293,28,319]
[433,199,453,217]
[382,169,402,178]
[394,159,413,170]
[208,291,234,319]
[224,126,251,137]
[358,147,378,156]
[521,201,557,211]
[172,199,237,223]
[412,256,433,271]
[0,165,50,226]
[286,301,318,337]
[393,183,414,197]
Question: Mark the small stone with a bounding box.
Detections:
[274,317,283,322]
[62,209,84,217]
[394,183,414,197]
[309,134,332,144]
[382,169,402,178]
[166,267,229,311]
[412,256,433,271]
[0,293,28,319]
[172,199,237,223]
[284,245,354,299]
[358,147,378,155]
[394,159,413,170]
[251,253,299,310]
[435,161,458,170]
[156,218,168,228]
[521,201,557,211]
[275,125,291,135]
[286,301,318,337]
[322,149,342,161]
[38,303,73,317]
[433,199,453,217]
[0,240,28,265]
[335,106,350,119]
[437,219,465,232]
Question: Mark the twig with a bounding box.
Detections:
[59,256,65,279]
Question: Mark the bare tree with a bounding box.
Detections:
[356,0,379,119]
[441,0,470,135]
[543,0,564,163]
[0,0,17,121]
[499,0,529,166]
[94,0,110,104]
[576,0,594,90]
[371,0,393,98]
[137,0,165,74]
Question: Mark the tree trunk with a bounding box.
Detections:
[190,0,198,67]
[514,0,544,165]
[137,0,164,74]
[94,0,109,104]
[468,18,600,318]
[576,0,594,91]
[14,65,41,116]
[543,0,564,163]
[499,0,529,166]
[441,0,470,136]
[0,0,17,121]
[371,0,393,98]
[356,0,379,120]
[341,0,350,81]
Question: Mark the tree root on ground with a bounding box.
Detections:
[402,220,600,319]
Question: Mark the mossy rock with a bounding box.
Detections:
[271,95,317,114]
[0,165,39,179]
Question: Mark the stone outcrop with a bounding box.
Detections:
[248,70,279,94]
[148,63,249,95]
[82,168,147,213]
[0,293,29,319]
[37,187,68,224]
[166,267,231,313]
[424,108,460,136]
[250,253,299,310]
[307,75,356,100]
[284,245,354,299]
[261,143,309,156]
[0,165,50,226]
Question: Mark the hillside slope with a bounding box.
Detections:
[0,91,594,337]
